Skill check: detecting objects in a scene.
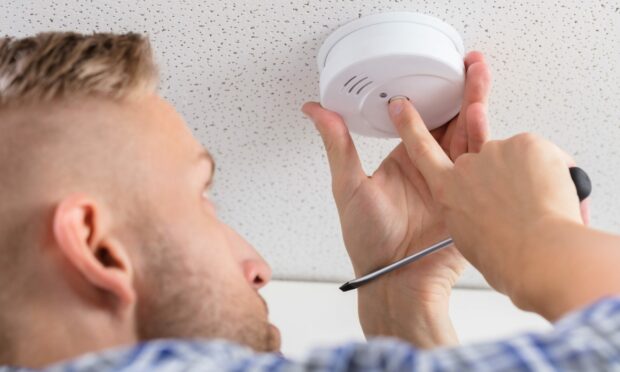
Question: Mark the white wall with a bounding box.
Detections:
[262,280,550,358]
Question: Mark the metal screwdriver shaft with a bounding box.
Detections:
[339,237,454,292]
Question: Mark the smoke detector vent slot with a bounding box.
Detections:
[356,81,373,94]
[343,75,357,87]
[348,76,368,93]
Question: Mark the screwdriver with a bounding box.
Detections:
[340,166,592,292]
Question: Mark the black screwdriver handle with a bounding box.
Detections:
[569,166,591,202]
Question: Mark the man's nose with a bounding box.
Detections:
[242,256,272,290]
[225,224,272,290]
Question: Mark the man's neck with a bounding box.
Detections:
[8,303,137,368]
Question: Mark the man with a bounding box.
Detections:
[0,31,618,371]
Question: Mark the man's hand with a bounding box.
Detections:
[302,52,491,347]
[388,96,603,321]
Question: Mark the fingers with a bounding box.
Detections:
[447,52,491,159]
[464,50,485,69]
[449,113,468,159]
[580,198,591,226]
[301,102,366,197]
[463,59,492,109]
[466,102,489,153]
[388,98,453,194]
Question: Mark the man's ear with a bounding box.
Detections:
[52,194,135,309]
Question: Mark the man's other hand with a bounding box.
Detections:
[302,52,491,347]
[389,90,596,321]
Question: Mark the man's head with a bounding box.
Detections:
[0,32,278,366]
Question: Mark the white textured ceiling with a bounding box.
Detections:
[3,1,619,288]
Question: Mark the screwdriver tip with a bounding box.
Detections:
[339,281,356,292]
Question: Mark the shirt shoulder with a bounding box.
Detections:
[303,296,620,371]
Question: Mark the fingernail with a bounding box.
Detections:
[388,96,408,116]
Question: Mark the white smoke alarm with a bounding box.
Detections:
[317,12,465,138]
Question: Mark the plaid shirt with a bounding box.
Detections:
[3,297,620,371]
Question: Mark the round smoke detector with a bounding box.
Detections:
[317,12,465,138]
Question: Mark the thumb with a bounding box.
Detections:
[302,102,365,202]
[388,97,453,196]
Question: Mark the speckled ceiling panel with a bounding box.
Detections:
[2,1,619,288]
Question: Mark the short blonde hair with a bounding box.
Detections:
[0,32,158,106]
